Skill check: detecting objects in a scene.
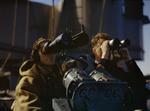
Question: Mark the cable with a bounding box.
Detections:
[52,0,55,38]
[99,0,106,32]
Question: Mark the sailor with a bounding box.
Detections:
[11,37,66,111]
[91,33,147,111]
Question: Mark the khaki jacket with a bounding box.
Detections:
[11,60,65,111]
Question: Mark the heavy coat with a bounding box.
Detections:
[11,60,66,111]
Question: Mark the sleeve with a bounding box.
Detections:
[96,59,111,67]
[13,76,42,111]
[126,59,145,87]
[126,60,148,110]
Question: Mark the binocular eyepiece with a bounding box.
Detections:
[109,39,130,50]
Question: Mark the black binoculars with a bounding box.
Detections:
[42,28,89,54]
[109,39,130,50]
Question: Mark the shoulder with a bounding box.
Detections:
[16,75,42,92]
[18,76,35,86]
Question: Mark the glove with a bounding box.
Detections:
[61,59,77,73]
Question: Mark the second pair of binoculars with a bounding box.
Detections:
[109,38,130,50]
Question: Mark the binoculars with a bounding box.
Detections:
[109,39,130,50]
[42,26,89,54]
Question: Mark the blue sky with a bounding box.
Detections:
[30,0,61,5]
[137,0,150,75]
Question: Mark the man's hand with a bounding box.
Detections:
[119,48,132,62]
[100,40,110,59]
[92,40,110,61]
[39,49,56,65]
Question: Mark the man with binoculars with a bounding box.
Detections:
[91,33,147,111]
[11,27,89,111]
[11,37,66,111]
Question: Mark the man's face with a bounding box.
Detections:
[39,50,56,65]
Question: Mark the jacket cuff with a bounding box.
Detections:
[95,59,110,67]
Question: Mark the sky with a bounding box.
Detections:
[30,0,61,5]
[29,0,150,75]
[137,0,150,75]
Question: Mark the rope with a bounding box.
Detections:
[1,0,18,71]
[82,0,84,24]
[52,0,55,38]
[48,0,55,39]
[99,0,106,32]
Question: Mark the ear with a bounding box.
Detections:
[31,49,40,63]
